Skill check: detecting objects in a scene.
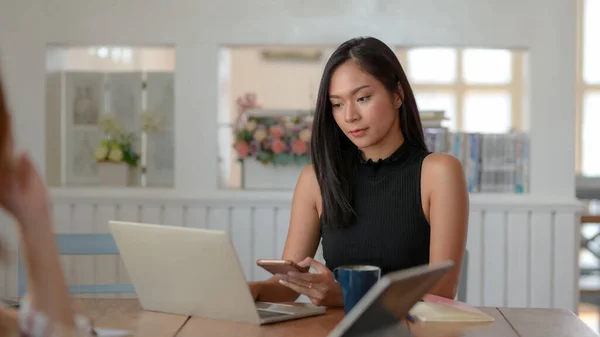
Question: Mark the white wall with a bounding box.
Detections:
[229,47,332,113]
[0,0,577,200]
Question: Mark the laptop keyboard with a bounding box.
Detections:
[258,310,291,318]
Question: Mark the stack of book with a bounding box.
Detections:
[420,111,530,194]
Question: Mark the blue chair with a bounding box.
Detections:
[18,233,135,297]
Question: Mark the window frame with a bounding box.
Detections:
[576,0,600,176]
[218,46,525,189]
[396,47,524,133]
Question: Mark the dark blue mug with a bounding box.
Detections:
[334,265,381,314]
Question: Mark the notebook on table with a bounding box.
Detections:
[408,294,495,322]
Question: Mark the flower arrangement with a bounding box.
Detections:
[94,114,140,168]
[233,93,313,166]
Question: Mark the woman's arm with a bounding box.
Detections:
[421,153,469,299]
[1,154,76,329]
[0,308,18,336]
[19,210,75,327]
[250,164,323,302]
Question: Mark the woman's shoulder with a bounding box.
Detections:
[421,152,468,205]
[294,164,322,212]
[297,164,319,191]
[422,152,465,180]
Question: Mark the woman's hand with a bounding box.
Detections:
[0,153,51,224]
[276,257,344,307]
[248,281,261,301]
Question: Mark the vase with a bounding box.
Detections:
[97,162,136,187]
[242,159,305,190]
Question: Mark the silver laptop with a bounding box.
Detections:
[108,220,325,325]
[327,261,455,337]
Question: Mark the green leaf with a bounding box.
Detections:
[294,155,310,165]
[274,154,292,165]
[256,150,272,163]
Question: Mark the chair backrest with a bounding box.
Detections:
[456,249,469,302]
[18,233,135,297]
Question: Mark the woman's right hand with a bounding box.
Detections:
[277,257,344,307]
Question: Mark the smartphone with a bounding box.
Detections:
[256,259,309,275]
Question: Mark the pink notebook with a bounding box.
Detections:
[408,294,495,322]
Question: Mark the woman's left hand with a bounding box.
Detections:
[276,257,344,307]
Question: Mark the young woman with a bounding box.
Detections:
[0,73,96,336]
[249,37,469,307]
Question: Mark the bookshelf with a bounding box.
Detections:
[422,111,530,194]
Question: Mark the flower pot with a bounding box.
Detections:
[242,159,305,190]
[97,162,136,187]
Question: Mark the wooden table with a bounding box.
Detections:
[74,299,598,337]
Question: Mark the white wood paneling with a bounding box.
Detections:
[506,211,530,307]
[482,211,506,307]
[0,191,583,313]
[465,210,483,305]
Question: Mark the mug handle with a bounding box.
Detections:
[333,267,340,283]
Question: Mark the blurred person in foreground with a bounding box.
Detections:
[0,71,96,336]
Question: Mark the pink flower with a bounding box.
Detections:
[269,125,284,139]
[235,141,250,158]
[292,139,308,155]
[250,141,259,153]
[271,139,285,154]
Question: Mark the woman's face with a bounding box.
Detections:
[328,60,401,151]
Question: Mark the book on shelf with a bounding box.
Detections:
[420,110,447,129]
[423,127,530,194]
[409,294,495,323]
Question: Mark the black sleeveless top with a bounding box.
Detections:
[320,142,431,275]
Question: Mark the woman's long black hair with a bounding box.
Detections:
[311,36,428,228]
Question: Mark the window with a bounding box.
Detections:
[582,93,600,176]
[407,48,457,84]
[397,47,522,134]
[44,45,176,188]
[462,49,512,84]
[217,45,523,189]
[583,0,600,84]
[414,91,457,130]
[463,91,512,133]
[578,0,600,177]
[217,46,332,189]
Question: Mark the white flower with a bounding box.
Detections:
[253,129,267,142]
[299,129,311,142]
[98,114,124,137]
[94,145,108,161]
[244,120,258,132]
[139,111,165,133]
[108,146,124,162]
